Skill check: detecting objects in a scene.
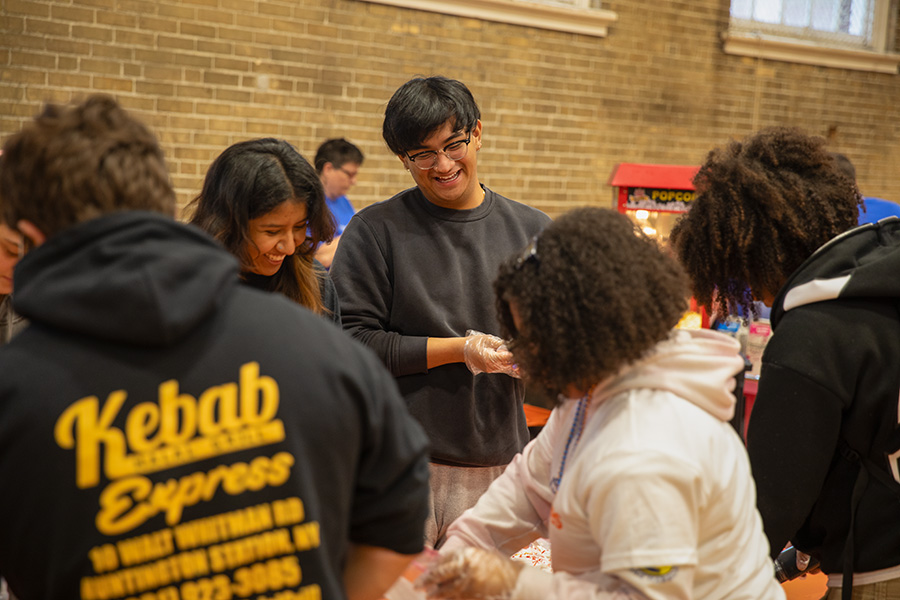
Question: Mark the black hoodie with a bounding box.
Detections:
[747,217,900,579]
[0,212,429,600]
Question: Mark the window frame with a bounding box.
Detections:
[358,0,617,38]
[722,0,900,73]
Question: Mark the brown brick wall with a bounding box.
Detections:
[1,0,899,218]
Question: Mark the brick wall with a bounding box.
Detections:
[2,0,899,218]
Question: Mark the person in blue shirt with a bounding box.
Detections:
[831,152,900,225]
[314,138,364,268]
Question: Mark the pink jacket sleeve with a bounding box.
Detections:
[441,405,563,556]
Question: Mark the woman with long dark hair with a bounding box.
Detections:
[187,138,338,320]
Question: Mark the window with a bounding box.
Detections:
[732,0,879,49]
[723,0,899,73]
[359,0,617,38]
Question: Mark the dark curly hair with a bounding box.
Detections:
[0,94,174,236]
[495,207,689,400]
[185,138,335,314]
[670,126,862,316]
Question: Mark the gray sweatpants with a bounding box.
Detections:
[425,462,506,550]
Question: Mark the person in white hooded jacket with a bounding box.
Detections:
[418,207,784,600]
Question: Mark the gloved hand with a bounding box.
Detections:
[417,547,523,600]
[462,330,519,377]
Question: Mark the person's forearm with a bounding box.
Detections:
[315,236,340,269]
[427,336,467,369]
[343,544,418,600]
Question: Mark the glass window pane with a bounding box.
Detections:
[782,0,811,27]
[753,0,784,24]
[810,0,838,31]
[731,0,753,18]
[847,0,869,35]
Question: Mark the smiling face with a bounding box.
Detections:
[401,119,483,210]
[0,223,22,295]
[245,200,309,276]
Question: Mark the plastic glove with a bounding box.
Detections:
[463,330,520,377]
[417,547,523,600]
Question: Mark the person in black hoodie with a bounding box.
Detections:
[671,126,900,600]
[0,94,430,600]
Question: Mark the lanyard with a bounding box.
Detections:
[550,392,590,493]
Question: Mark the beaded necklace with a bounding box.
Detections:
[549,390,592,493]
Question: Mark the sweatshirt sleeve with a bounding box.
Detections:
[512,566,673,600]
[747,359,844,558]
[508,451,702,600]
[313,259,341,325]
[442,407,561,555]
[330,215,428,377]
[347,350,431,554]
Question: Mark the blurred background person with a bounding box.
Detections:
[187,137,340,323]
[0,223,26,345]
[830,151,900,225]
[314,137,364,269]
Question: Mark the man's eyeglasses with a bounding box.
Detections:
[405,135,471,170]
[336,166,358,179]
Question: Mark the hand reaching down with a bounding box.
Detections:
[417,548,523,600]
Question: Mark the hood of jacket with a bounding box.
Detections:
[592,328,744,422]
[12,211,239,346]
[771,216,900,326]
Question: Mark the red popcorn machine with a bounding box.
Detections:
[607,162,699,245]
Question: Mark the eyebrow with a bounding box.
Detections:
[256,219,308,229]
[408,131,467,152]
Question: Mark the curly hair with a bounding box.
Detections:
[670,126,862,316]
[0,94,174,237]
[495,207,689,400]
[185,138,335,314]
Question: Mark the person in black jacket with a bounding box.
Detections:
[671,126,900,600]
[0,94,430,600]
